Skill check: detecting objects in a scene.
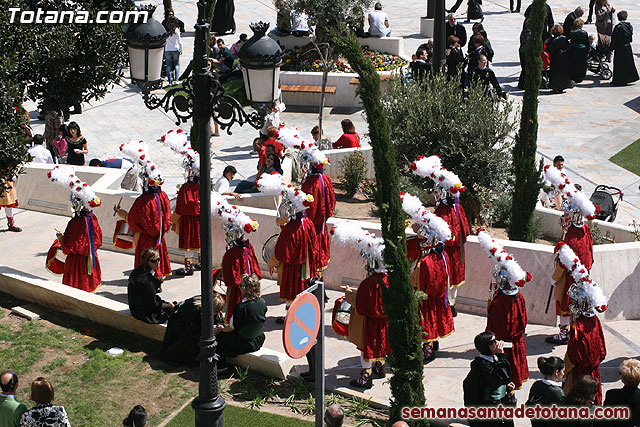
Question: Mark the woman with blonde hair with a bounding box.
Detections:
[604,359,640,426]
[214,273,267,371]
[19,378,70,427]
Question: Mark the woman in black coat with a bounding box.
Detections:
[127,248,176,324]
[547,25,573,93]
[446,35,466,84]
[610,11,640,86]
[603,359,640,427]
[211,0,236,35]
[569,19,590,83]
[526,356,566,427]
[518,19,532,89]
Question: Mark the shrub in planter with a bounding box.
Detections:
[339,150,367,197]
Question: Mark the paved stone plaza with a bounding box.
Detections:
[6,0,640,425]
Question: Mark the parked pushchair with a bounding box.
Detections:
[587,47,612,80]
[589,185,623,222]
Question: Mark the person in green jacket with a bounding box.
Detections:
[0,370,27,427]
[527,356,566,426]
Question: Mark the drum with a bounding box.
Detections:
[331,296,351,337]
[113,220,134,249]
[45,239,66,275]
[262,233,279,263]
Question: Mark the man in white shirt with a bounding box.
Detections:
[368,2,391,37]
[214,165,241,199]
[28,134,54,164]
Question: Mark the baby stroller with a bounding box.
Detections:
[587,47,612,80]
[589,185,623,222]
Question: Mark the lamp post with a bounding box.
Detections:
[432,0,446,72]
[124,4,282,426]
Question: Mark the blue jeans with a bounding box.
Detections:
[165,51,180,84]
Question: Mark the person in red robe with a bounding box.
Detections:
[301,165,335,273]
[331,221,390,389]
[48,165,103,292]
[410,155,469,316]
[222,238,262,323]
[543,164,598,345]
[478,228,531,389]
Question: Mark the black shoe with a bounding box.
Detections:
[372,361,386,379]
[193,262,201,271]
[275,316,285,324]
[586,19,593,24]
[432,340,440,352]
[450,305,457,317]
[515,8,520,12]
[176,266,194,276]
[350,370,372,389]
[545,333,569,345]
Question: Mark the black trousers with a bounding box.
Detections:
[510,0,521,12]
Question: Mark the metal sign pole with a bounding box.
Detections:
[313,278,325,427]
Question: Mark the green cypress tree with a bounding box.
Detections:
[509,0,546,242]
[328,24,427,426]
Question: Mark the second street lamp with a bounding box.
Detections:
[124,3,282,426]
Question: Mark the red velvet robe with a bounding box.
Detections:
[434,200,470,288]
[61,212,102,292]
[274,217,319,302]
[356,272,391,361]
[222,240,262,322]
[406,236,423,263]
[565,315,606,404]
[556,224,594,316]
[413,250,455,342]
[175,180,200,251]
[301,173,336,270]
[486,291,529,389]
[128,189,172,277]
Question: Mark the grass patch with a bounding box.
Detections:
[609,138,640,176]
[166,402,314,427]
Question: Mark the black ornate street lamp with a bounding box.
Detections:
[124,4,282,426]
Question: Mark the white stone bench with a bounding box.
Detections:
[268,33,405,57]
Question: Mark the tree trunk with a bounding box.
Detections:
[328,24,427,426]
[509,0,546,242]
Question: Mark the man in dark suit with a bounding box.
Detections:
[563,6,584,36]
[411,47,432,80]
[445,14,468,47]
[603,359,640,427]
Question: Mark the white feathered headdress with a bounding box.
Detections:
[543,165,600,220]
[161,129,200,175]
[411,155,465,198]
[554,241,608,317]
[257,173,314,215]
[400,192,452,244]
[276,125,330,169]
[211,191,259,239]
[119,139,164,186]
[330,220,385,272]
[477,228,532,294]
[48,165,101,211]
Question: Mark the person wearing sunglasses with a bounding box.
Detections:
[127,248,177,324]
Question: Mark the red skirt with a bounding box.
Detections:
[279,263,309,302]
[567,366,603,405]
[504,335,529,389]
[225,285,242,323]
[419,297,455,342]
[135,233,172,278]
[179,214,200,251]
[62,253,101,293]
[315,224,331,270]
[359,317,391,361]
[444,245,465,288]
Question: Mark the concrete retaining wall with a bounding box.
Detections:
[269,33,406,57]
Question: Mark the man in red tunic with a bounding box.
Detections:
[162,129,201,277]
[411,155,469,317]
[301,164,335,273]
[331,221,390,389]
[116,140,172,278]
[48,165,103,292]
[401,192,455,362]
[544,164,598,345]
[556,241,608,404]
[211,192,262,323]
[260,174,319,323]
[478,228,532,390]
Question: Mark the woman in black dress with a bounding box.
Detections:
[518,19,532,89]
[610,11,640,86]
[65,121,88,166]
[527,356,566,426]
[446,35,466,85]
[547,25,573,93]
[211,0,235,35]
[569,19,590,83]
[127,248,176,324]
[215,273,267,371]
